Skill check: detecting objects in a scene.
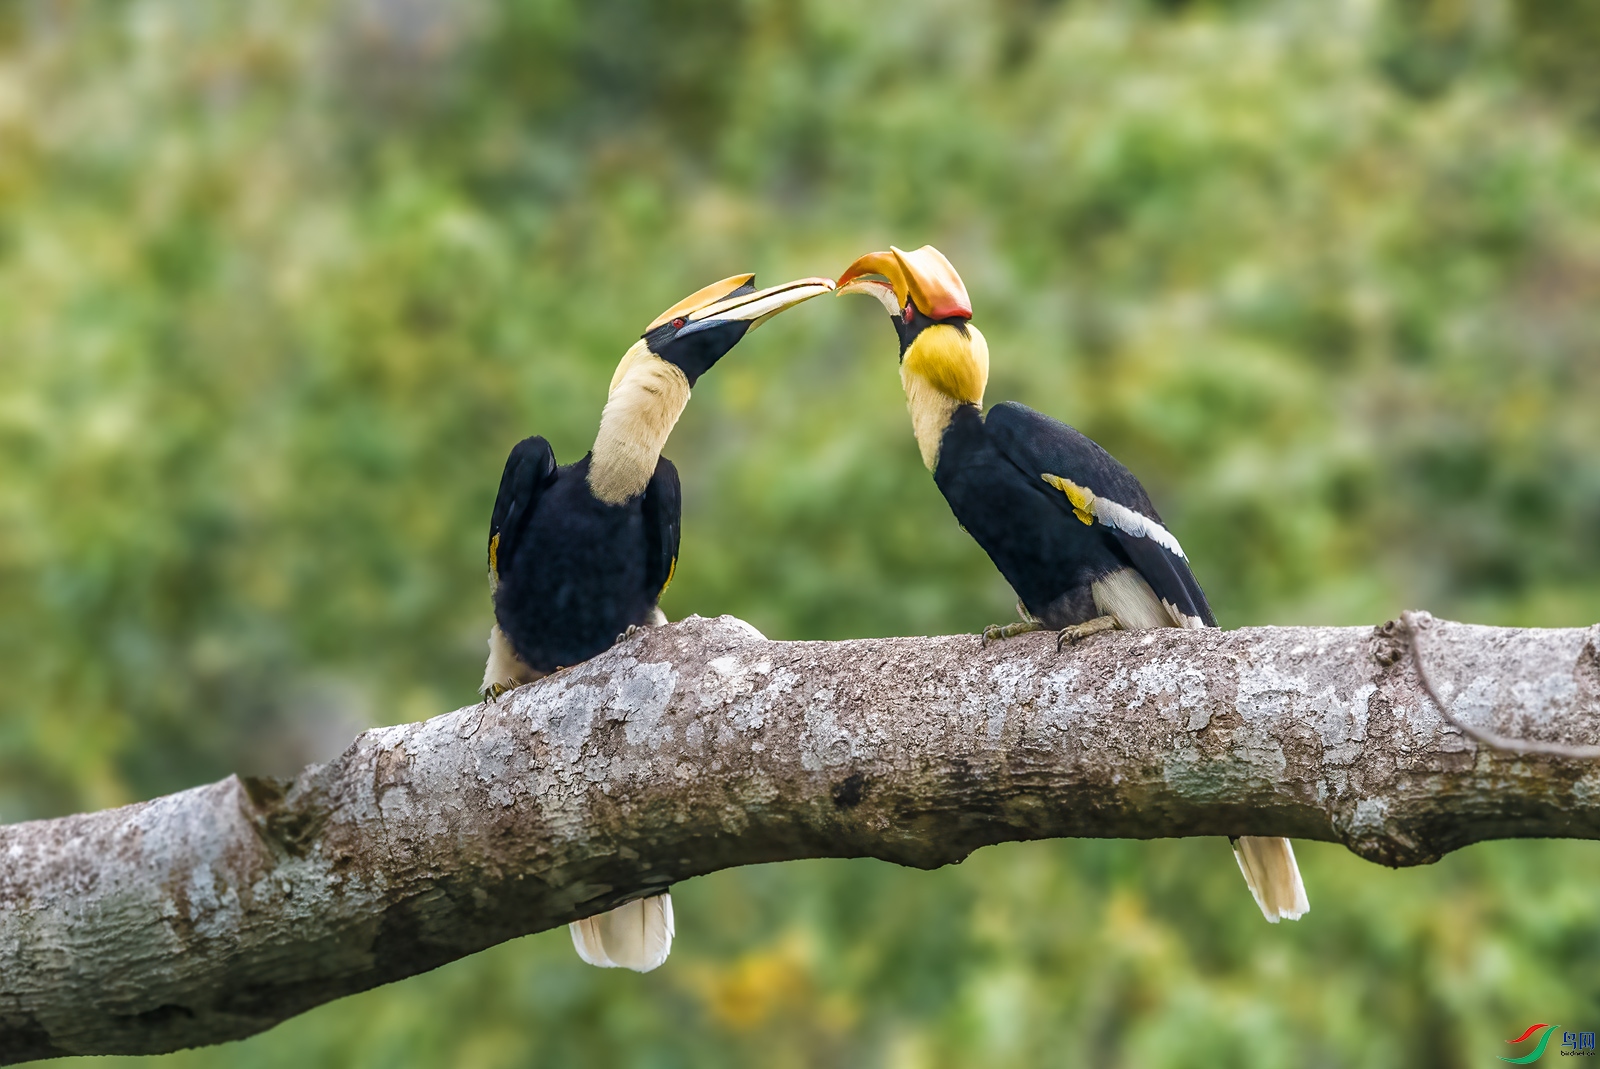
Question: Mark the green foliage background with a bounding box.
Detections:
[3,0,1600,1065]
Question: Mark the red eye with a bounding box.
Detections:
[903,303,913,323]
[671,317,686,330]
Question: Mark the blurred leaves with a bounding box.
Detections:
[2,0,1599,1065]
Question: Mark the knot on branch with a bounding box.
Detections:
[239,772,329,859]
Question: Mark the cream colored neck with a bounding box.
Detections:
[902,366,964,471]
[588,342,691,504]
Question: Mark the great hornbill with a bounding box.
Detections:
[835,245,1308,923]
[481,271,834,971]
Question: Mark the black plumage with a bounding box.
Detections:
[488,437,680,674]
[943,400,1215,629]
[878,298,1214,631]
[482,320,746,678]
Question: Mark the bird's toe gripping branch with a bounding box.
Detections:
[981,620,1044,646]
[1056,615,1119,651]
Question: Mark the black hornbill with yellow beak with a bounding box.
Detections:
[481,271,834,971]
[836,245,1308,923]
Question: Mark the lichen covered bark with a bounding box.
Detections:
[3,614,1599,1062]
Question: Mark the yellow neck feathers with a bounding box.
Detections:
[900,323,988,470]
[588,341,691,504]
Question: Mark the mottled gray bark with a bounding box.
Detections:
[4,613,1600,1063]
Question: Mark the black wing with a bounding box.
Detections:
[488,436,558,593]
[640,457,681,603]
[984,401,1216,626]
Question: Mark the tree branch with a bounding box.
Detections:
[4,613,1600,1062]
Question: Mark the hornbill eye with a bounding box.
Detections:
[671,317,686,330]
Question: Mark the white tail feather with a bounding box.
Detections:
[568,893,675,972]
[1231,836,1309,922]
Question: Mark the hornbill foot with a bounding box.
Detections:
[1056,615,1119,651]
[616,623,645,644]
[981,620,1043,647]
[479,680,511,704]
